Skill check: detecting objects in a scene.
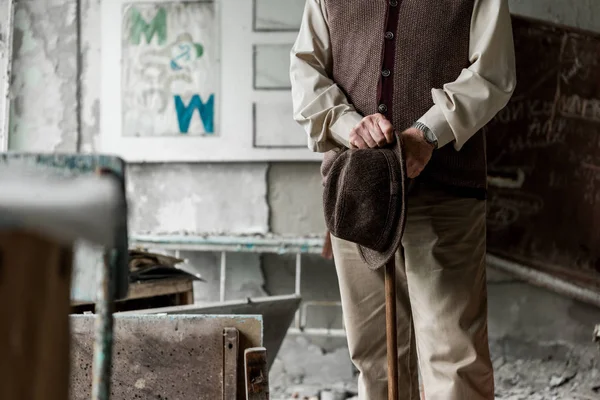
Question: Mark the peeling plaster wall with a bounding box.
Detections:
[8,0,269,302]
[127,163,269,234]
[9,0,78,151]
[0,1,13,151]
[79,0,100,153]
[7,0,600,235]
[16,0,600,238]
[74,0,271,238]
[80,0,267,298]
[268,163,325,235]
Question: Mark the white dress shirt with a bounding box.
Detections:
[290,0,517,153]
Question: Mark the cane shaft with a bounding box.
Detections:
[385,259,399,400]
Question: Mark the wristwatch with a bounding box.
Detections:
[412,121,438,150]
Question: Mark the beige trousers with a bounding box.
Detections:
[331,184,494,400]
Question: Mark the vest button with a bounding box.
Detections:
[378,104,388,113]
[390,0,398,6]
[385,31,394,40]
[382,69,391,77]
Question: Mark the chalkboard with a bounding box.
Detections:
[486,16,600,292]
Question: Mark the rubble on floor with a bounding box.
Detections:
[491,337,599,400]
[270,335,600,400]
[269,334,357,400]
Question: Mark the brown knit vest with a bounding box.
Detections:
[324,0,487,196]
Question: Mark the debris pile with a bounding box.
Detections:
[271,336,600,400]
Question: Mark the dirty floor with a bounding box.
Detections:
[271,335,600,400]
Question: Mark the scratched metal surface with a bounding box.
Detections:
[0,153,128,301]
[119,294,301,370]
[485,16,600,292]
[70,314,263,400]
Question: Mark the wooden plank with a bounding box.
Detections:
[486,15,600,296]
[70,314,263,400]
[126,278,193,300]
[245,347,269,400]
[118,294,301,370]
[223,328,239,400]
[176,288,195,305]
[71,278,193,306]
[0,231,72,400]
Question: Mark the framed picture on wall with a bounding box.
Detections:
[100,0,321,162]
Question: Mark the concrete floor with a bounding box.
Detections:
[271,334,599,400]
[269,267,600,400]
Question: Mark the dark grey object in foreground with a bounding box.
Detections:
[0,153,129,400]
[0,152,129,301]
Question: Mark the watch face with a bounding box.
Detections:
[425,129,438,148]
[425,130,436,143]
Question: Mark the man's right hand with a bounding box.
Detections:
[349,113,395,149]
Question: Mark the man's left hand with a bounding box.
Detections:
[400,127,435,178]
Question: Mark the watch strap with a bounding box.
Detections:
[412,121,438,149]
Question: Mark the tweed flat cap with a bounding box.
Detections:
[321,137,408,270]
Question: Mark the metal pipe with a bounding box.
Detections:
[486,254,600,308]
[91,250,117,400]
[0,0,15,151]
[220,251,227,303]
[295,253,302,296]
[130,234,325,254]
[287,327,347,338]
[74,0,82,152]
[294,253,302,329]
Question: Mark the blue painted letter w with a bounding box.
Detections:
[174,94,215,134]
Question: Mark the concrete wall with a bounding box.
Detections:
[5,1,600,396]
[9,0,78,152]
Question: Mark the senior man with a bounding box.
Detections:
[290,0,516,399]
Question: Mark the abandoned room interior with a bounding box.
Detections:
[0,0,599,399]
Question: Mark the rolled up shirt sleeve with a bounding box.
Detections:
[290,0,363,152]
[417,0,517,150]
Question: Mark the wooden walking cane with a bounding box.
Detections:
[385,258,399,400]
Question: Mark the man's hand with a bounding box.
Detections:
[349,114,395,149]
[401,127,435,178]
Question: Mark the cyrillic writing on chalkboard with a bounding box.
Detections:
[559,95,600,122]
[496,96,600,124]
[508,118,567,152]
[495,99,554,123]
